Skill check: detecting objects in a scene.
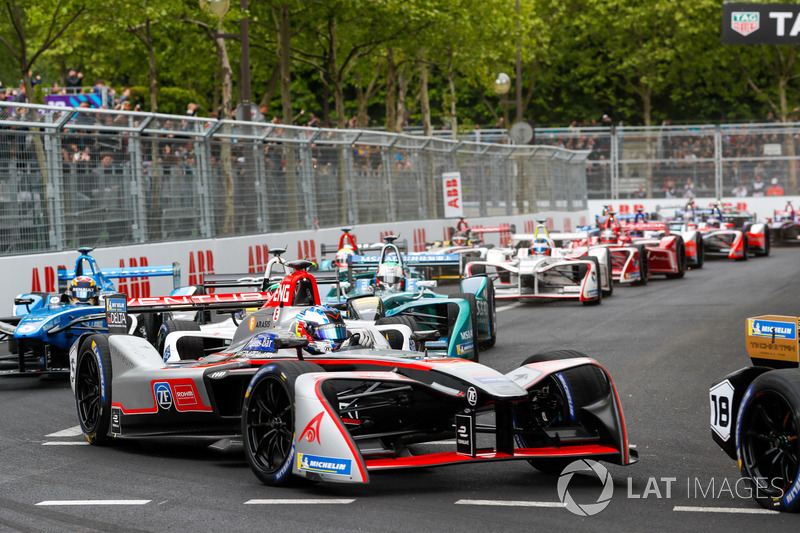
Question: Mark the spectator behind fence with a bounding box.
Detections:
[767,178,784,196]
[751,174,765,196]
[732,183,748,197]
[66,69,83,88]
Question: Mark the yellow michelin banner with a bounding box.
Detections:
[745,315,800,364]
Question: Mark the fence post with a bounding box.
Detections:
[44,117,65,250]
[714,125,722,199]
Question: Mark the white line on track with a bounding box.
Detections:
[245,499,355,505]
[455,499,564,508]
[36,500,151,506]
[46,426,83,438]
[496,303,523,313]
[672,505,779,514]
[42,441,88,446]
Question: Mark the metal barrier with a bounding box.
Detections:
[0,102,588,256]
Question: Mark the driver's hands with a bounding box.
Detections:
[346,332,374,348]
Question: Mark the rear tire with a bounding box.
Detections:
[515,350,610,474]
[582,257,602,306]
[736,234,749,261]
[375,315,420,350]
[155,319,202,360]
[738,370,800,512]
[694,235,705,269]
[242,361,325,486]
[666,235,686,279]
[632,245,648,286]
[601,251,614,298]
[75,335,113,445]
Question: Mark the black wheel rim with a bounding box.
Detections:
[76,352,101,431]
[246,376,294,474]
[741,390,800,498]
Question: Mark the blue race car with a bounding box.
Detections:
[0,247,180,377]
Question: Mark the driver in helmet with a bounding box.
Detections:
[335,244,355,273]
[599,229,617,245]
[293,305,373,353]
[67,276,100,305]
[530,238,551,256]
[451,231,469,247]
[376,261,405,291]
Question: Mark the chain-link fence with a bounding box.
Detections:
[531,123,800,200]
[0,102,589,256]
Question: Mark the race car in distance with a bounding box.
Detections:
[566,212,686,283]
[337,235,497,356]
[319,228,408,275]
[423,218,516,280]
[0,247,180,377]
[709,314,800,512]
[70,295,637,487]
[667,201,769,261]
[768,201,800,246]
[462,222,608,305]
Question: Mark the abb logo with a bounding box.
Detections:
[736,202,747,211]
[30,265,66,292]
[605,204,644,215]
[118,257,151,298]
[188,250,215,289]
[379,231,395,242]
[524,220,534,233]
[413,228,426,252]
[248,244,269,273]
[579,216,587,226]
[563,218,572,232]
[297,240,316,262]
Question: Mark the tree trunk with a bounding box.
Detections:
[276,3,299,228]
[145,22,158,113]
[385,47,397,132]
[418,50,431,137]
[447,58,457,139]
[395,64,408,132]
[216,22,234,235]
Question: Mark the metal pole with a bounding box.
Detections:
[515,0,522,124]
[240,0,252,121]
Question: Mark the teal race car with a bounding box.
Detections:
[322,236,498,361]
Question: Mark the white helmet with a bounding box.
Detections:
[376,261,404,291]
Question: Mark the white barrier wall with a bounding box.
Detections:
[0,212,591,306]
[588,196,800,221]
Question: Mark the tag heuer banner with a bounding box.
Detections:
[723,3,800,44]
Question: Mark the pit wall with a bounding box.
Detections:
[0,212,589,305]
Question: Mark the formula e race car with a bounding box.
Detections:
[668,201,770,261]
[421,218,516,280]
[461,222,609,305]
[709,314,800,512]
[768,202,800,246]
[70,295,637,487]
[0,248,180,377]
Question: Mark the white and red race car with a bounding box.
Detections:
[463,223,609,305]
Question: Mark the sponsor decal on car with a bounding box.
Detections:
[460,330,472,341]
[456,342,474,355]
[275,445,295,482]
[301,412,324,444]
[245,364,277,398]
[243,333,278,352]
[475,375,513,384]
[555,372,575,420]
[748,319,796,340]
[174,384,197,406]
[92,341,105,401]
[297,453,352,475]
[111,407,122,435]
[153,382,173,410]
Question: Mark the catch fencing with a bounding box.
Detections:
[0,102,588,256]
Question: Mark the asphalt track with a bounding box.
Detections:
[1,246,799,532]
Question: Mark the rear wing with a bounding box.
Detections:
[347,253,461,268]
[59,262,181,289]
[321,239,408,256]
[126,291,273,314]
[621,222,669,235]
[470,224,516,234]
[745,315,800,369]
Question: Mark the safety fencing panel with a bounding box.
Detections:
[0,102,589,256]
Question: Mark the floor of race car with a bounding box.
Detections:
[2,248,798,531]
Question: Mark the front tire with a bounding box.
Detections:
[582,257,602,306]
[75,335,113,445]
[632,245,648,286]
[242,361,325,486]
[666,235,686,279]
[738,370,800,512]
[514,350,610,474]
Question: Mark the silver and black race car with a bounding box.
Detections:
[70,295,637,486]
[709,314,800,512]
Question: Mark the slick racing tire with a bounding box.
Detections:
[242,360,325,486]
[666,235,686,279]
[515,350,610,475]
[452,292,481,362]
[75,334,114,445]
[632,244,648,286]
[479,280,497,350]
[755,230,771,257]
[581,257,602,306]
[694,234,705,269]
[602,251,614,298]
[376,315,420,350]
[736,234,749,261]
[155,319,202,360]
[738,369,800,512]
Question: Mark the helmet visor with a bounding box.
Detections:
[74,288,92,300]
[315,323,347,342]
